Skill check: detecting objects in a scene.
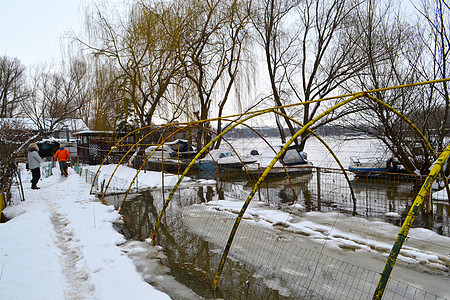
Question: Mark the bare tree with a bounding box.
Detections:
[21,60,88,133]
[252,0,299,143]
[252,0,367,149]
[413,0,450,154]
[0,56,28,118]
[341,0,441,174]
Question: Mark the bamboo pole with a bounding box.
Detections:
[212,93,365,289]
[373,142,450,299]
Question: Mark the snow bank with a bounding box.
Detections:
[82,164,194,194]
[433,188,450,201]
[0,166,170,299]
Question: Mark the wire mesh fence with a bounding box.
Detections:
[182,201,447,300]
[255,167,448,236]
[76,161,449,300]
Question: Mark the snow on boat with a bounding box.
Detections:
[348,157,388,173]
[144,139,198,173]
[196,149,257,171]
[243,145,313,177]
[144,139,197,159]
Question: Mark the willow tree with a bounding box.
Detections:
[173,0,252,148]
[81,59,123,131]
[125,2,187,127]
[81,1,184,130]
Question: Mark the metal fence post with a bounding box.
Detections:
[317,167,321,211]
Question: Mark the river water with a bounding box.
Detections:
[105,135,450,299]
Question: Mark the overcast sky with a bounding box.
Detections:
[1,0,419,68]
[0,0,127,67]
[0,0,89,66]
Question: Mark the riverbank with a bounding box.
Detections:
[0,166,173,299]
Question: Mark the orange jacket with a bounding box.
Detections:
[54,148,70,162]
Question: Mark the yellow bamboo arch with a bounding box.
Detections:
[98,124,183,204]
[150,109,275,243]
[117,121,269,213]
[274,110,358,213]
[90,123,175,195]
[211,93,366,288]
[373,142,450,299]
[88,78,450,295]
[212,86,447,289]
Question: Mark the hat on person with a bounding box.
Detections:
[29,143,39,151]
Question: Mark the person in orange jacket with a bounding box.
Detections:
[54,146,70,177]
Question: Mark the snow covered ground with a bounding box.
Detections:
[1,154,449,299]
[0,165,174,299]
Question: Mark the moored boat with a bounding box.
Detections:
[196,149,257,171]
[144,139,197,159]
[348,156,406,177]
[144,139,198,173]
[243,145,313,177]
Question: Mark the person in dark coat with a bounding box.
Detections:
[27,143,42,190]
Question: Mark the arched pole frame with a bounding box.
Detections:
[99,123,216,205]
[203,119,302,199]
[365,93,450,200]
[150,109,364,243]
[117,121,279,213]
[93,121,252,201]
[92,121,241,197]
[98,123,242,207]
[99,124,184,204]
[211,93,366,289]
[149,103,364,244]
[90,80,391,196]
[150,109,286,243]
[364,94,436,157]
[211,87,446,289]
[117,123,211,213]
[150,97,381,245]
[89,123,196,195]
[373,142,450,300]
[94,116,302,209]
[274,110,358,214]
[90,78,449,196]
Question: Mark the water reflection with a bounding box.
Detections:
[104,170,448,298]
[106,188,293,299]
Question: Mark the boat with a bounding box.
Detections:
[144,139,197,159]
[144,139,198,173]
[243,145,313,177]
[348,156,406,177]
[196,149,257,171]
